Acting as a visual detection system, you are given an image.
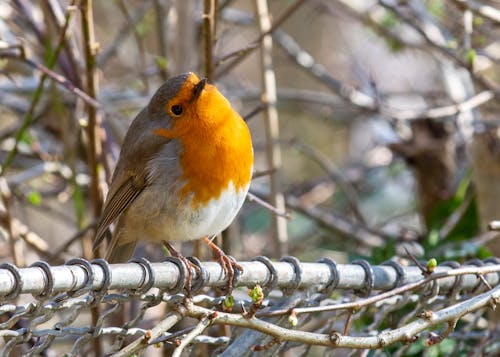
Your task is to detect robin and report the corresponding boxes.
[93,72,253,288]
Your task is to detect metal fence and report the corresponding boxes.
[0,257,499,356]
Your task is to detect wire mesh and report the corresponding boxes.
[0,257,499,356]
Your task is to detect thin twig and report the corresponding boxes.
[404,247,428,274]
[438,187,474,239]
[243,104,265,122]
[252,167,276,179]
[113,311,185,357]
[47,223,96,262]
[172,315,212,357]
[247,191,291,219]
[343,310,354,335]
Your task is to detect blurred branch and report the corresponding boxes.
[10,218,59,264]
[0,54,130,124]
[154,0,170,81]
[203,0,217,80]
[116,0,150,92]
[328,0,424,49]
[44,0,83,87]
[314,0,495,120]
[81,0,102,230]
[96,1,151,67]
[254,0,288,256]
[11,0,46,43]
[0,179,23,266]
[80,3,102,355]
[0,4,76,175]
[215,0,307,77]
[463,5,473,53]
[379,0,500,97]
[273,29,377,111]
[247,191,291,219]
[287,139,366,224]
[450,0,500,25]
[12,0,80,87]
[20,58,101,109]
[383,90,494,120]
[284,193,387,249]
[252,167,276,179]
[232,87,344,108]
[438,186,474,240]
[172,0,197,73]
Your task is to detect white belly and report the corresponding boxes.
[120,182,249,243]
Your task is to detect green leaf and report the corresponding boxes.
[427,0,445,18]
[427,229,439,247]
[473,16,484,26]
[248,284,264,303]
[223,295,235,309]
[426,258,437,272]
[135,11,154,36]
[466,49,476,67]
[380,11,399,28]
[27,190,42,206]
[155,56,168,71]
[20,131,33,145]
[72,178,85,227]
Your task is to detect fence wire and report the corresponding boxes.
[0,257,499,356]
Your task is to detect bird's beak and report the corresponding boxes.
[192,78,207,102]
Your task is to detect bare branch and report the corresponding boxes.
[172,314,212,357]
[254,0,288,256]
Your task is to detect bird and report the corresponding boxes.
[93,72,253,287]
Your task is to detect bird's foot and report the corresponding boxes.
[162,240,201,295]
[202,236,243,294]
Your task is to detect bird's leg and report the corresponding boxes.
[202,236,243,294]
[162,240,200,294]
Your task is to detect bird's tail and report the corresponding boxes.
[105,230,137,264]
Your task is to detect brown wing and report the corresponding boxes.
[93,175,146,250]
[93,104,174,250]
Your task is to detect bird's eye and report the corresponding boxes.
[171,104,183,116]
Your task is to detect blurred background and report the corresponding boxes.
[1,0,499,267]
[1,0,500,355]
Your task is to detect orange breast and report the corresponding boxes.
[155,73,253,208]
